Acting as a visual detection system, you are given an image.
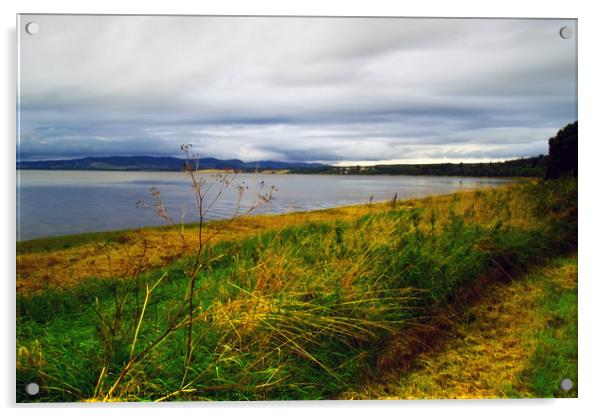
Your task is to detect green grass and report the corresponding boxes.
[342,253,577,399]
[513,256,578,398]
[16,179,577,402]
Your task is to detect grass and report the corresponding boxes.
[17,229,135,255]
[343,255,577,399]
[16,203,387,293]
[513,257,578,398]
[16,178,577,402]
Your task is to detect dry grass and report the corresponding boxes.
[16,179,577,401]
[342,255,577,399]
[16,204,380,294]
[17,185,523,294]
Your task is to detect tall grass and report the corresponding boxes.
[16,178,577,401]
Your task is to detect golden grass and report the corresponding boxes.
[17,179,577,401]
[16,204,372,294]
[16,184,517,294]
[341,255,577,399]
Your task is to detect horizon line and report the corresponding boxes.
[16,153,547,167]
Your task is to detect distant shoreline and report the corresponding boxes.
[16,168,528,186]
[16,154,547,177]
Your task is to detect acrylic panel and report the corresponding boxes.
[16,14,578,402]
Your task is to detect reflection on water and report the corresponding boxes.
[17,170,510,240]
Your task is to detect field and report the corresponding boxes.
[16,178,577,402]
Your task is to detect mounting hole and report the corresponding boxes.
[25,22,40,35]
[559,26,573,40]
[25,382,40,396]
[560,378,573,391]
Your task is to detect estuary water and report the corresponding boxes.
[17,170,510,241]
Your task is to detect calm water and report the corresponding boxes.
[17,170,510,241]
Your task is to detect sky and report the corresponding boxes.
[18,15,577,165]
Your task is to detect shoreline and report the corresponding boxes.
[17,183,519,294]
[17,181,515,248]
[17,168,532,180]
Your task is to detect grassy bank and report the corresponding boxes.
[343,255,577,399]
[17,202,401,293]
[16,179,577,402]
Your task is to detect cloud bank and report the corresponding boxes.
[18,15,577,164]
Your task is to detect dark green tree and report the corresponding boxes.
[545,121,578,179]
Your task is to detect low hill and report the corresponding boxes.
[16,155,548,177]
[16,156,326,172]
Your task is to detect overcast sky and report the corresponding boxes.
[18,15,577,164]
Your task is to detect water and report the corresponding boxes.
[17,170,510,241]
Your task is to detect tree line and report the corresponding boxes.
[291,121,577,179]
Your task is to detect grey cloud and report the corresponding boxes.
[18,15,577,163]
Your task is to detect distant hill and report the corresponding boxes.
[289,155,548,178]
[16,156,327,172]
[17,155,549,178]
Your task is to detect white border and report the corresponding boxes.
[2,1,600,416]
